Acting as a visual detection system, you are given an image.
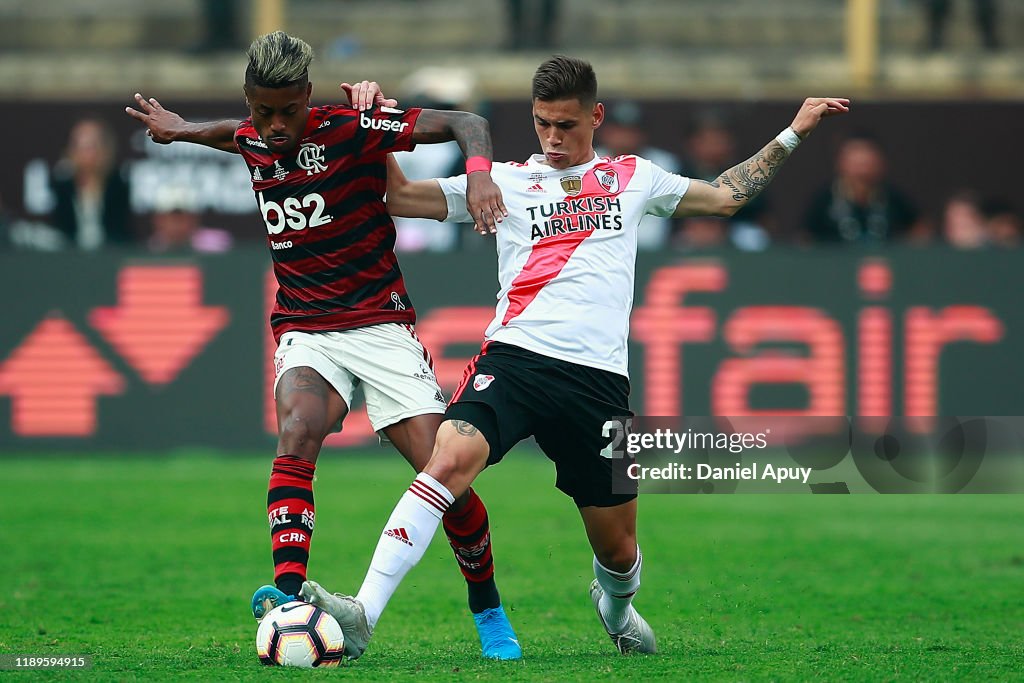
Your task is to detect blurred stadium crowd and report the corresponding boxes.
[0,0,1020,253]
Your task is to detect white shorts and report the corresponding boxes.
[272,323,446,434]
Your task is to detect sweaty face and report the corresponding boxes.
[532,98,603,170]
[245,82,312,154]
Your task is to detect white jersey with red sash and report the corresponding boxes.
[437,153,690,376]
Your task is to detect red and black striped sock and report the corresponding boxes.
[267,454,316,598]
[442,488,500,613]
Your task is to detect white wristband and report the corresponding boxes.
[775,127,803,153]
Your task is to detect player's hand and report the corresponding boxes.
[466,171,508,235]
[789,97,850,138]
[340,81,398,111]
[124,93,187,144]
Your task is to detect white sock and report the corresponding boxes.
[356,472,454,630]
[593,547,642,633]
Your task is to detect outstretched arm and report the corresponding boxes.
[675,97,850,218]
[384,154,449,221]
[124,93,240,154]
[411,109,507,234]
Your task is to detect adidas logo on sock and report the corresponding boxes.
[384,527,413,546]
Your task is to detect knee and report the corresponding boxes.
[423,421,489,494]
[595,539,638,573]
[278,412,328,453]
[423,446,469,487]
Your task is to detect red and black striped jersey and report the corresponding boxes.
[236,104,423,342]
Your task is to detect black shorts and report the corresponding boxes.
[445,342,636,508]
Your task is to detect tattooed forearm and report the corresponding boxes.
[412,110,492,159]
[450,420,480,437]
[718,140,790,204]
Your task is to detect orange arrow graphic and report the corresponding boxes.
[89,266,229,385]
[0,315,125,436]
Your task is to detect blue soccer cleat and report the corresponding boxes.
[473,604,522,660]
[251,584,296,621]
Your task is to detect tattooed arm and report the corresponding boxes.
[412,110,507,234]
[411,109,492,158]
[674,97,850,218]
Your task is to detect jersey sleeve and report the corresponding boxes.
[644,161,691,217]
[360,106,423,155]
[436,174,471,223]
[235,119,268,167]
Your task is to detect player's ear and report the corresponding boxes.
[592,102,605,129]
[305,81,313,103]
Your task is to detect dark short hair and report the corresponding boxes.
[532,55,597,104]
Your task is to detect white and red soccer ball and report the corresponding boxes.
[255,601,345,668]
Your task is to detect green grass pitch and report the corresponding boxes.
[1,452,1022,680]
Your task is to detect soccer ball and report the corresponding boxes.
[255,601,345,667]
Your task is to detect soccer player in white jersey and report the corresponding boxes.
[302,56,849,659]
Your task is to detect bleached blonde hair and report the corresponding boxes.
[245,31,313,88]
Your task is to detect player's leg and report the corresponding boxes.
[580,501,655,654]
[322,326,520,658]
[303,417,491,659]
[385,414,505,616]
[534,359,654,654]
[255,334,354,619]
[304,343,534,659]
[546,455,654,655]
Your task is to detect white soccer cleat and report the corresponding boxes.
[300,580,373,660]
[589,579,657,655]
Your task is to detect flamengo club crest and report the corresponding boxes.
[297,143,328,175]
[560,174,582,196]
[473,374,495,391]
[597,169,619,193]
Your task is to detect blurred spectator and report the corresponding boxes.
[50,119,133,250]
[390,68,478,252]
[941,190,989,249]
[983,197,1023,248]
[923,0,1000,52]
[804,133,926,245]
[505,0,561,51]
[678,113,772,251]
[596,101,682,249]
[148,184,232,254]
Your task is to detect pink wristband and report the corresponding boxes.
[465,156,492,174]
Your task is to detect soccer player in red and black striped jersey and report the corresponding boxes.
[125,31,520,660]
